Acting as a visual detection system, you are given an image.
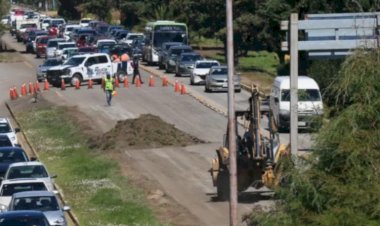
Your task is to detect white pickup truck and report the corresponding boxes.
[46,53,133,87]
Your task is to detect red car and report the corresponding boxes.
[35,36,51,58]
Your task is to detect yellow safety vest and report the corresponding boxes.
[105,78,113,90]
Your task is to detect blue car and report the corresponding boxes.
[0,147,30,178]
[0,210,50,226]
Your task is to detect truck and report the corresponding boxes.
[46,53,133,87]
[14,19,40,42]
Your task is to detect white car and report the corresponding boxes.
[61,47,78,60]
[63,24,80,41]
[0,178,53,210]
[41,18,51,30]
[4,162,56,192]
[55,42,76,57]
[190,60,220,85]
[0,118,19,146]
[45,38,66,58]
[79,18,92,27]
[120,33,144,45]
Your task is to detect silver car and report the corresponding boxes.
[190,60,220,85]
[205,66,241,93]
[36,58,63,82]
[8,191,70,226]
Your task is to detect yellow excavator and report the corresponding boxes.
[209,86,290,200]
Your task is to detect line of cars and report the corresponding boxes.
[0,116,69,225]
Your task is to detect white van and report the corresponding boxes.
[270,76,324,130]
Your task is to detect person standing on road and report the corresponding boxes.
[131,56,143,84]
[103,73,115,106]
[120,52,130,73]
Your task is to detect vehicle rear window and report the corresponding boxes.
[196,62,219,68]
[13,196,60,211]
[0,216,49,226]
[0,123,11,133]
[7,165,49,179]
[0,150,28,163]
[58,44,76,50]
[0,137,12,147]
[1,182,47,196]
[281,89,321,102]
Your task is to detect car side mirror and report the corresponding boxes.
[50,174,57,179]
[63,206,71,211]
[30,156,38,161]
[53,190,59,195]
[15,128,20,133]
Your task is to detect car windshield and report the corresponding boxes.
[0,122,11,133]
[127,35,141,40]
[0,150,28,163]
[211,68,228,75]
[64,57,85,66]
[1,182,47,196]
[98,26,109,33]
[196,62,219,69]
[7,165,49,179]
[81,19,91,23]
[281,89,321,101]
[0,216,49,226]
[58,44,75,50]
[66,27,75,31]
[153,32,185,47]
[0,137,12,147]
[171,48,191,56]
[47,41,60,48]
[43,59,61,66]
[13,196,60,211]
[38,38,49,44]
[181,55,201,62]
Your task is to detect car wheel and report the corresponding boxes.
[205,85,209,93]
[190,79,194,85]
[71,74,82,87]
[116,70,126,82]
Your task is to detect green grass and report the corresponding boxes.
[17,107,161,226]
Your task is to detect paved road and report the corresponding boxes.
[1,32,313,225]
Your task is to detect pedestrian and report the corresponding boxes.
[132,56,143,84]
[120,52,130,72]
[103,73,115,106]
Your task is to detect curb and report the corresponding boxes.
[5,101,81,226]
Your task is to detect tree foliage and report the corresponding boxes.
[246,49,380,226]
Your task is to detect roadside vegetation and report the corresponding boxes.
[17,106,161,226]
[246,49,380,226]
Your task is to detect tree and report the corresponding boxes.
[57,0,82,20]
[80,0,112,21]
[246,49,380,226]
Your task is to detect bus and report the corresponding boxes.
[143,20,188,65]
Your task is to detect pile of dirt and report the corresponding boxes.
[88,114,205,150]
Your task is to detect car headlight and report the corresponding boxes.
[10,136,16,141]
[0,204,7,212]
[63,68,71,75]
[53,216,66,225]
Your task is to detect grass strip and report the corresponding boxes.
[16,106,161,226]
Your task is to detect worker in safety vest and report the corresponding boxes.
[120,52,130,72]
[103,73,115,106]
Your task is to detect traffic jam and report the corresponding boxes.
[0,5,326,225]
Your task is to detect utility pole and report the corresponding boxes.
[226,0,237,226]
[290,13,298,155]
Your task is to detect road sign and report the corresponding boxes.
[281,12,380,58]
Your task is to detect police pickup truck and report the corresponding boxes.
[46,53,133,87]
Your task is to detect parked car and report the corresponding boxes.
[158,42,183,69]
[0,147,30,178]
[190,60,220,85]
[0,210,50,226]
[36,58,63,81]
[62,24,80,41]
[175,52,203,77]
[8,191,70,226]
[4,162,57,196]
[61,48,79,60]
[0,118,20,146]
[25,30,48,53]
[54,42,76,57]
[204,66,241,93]
[164,45,193,73]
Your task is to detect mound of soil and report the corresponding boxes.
[88,114,205,150]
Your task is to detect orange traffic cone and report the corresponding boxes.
[174,80,180,92]
[180,83,187,95]
[162,76,168,87]
[21,83,27,96]
[124,77,129,88]
[149,75,154,87]
[35,81,40,92]
[135,77,141,88]
[112,90,118,97]
[88,79,93,89]
[115,77,120,88]
[75,79,80,89]
[28,82,34,95]
[43,79,49,91]
[13,86,18,98]
[61,79,66,90]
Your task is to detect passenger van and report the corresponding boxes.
[270,76,323,131]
